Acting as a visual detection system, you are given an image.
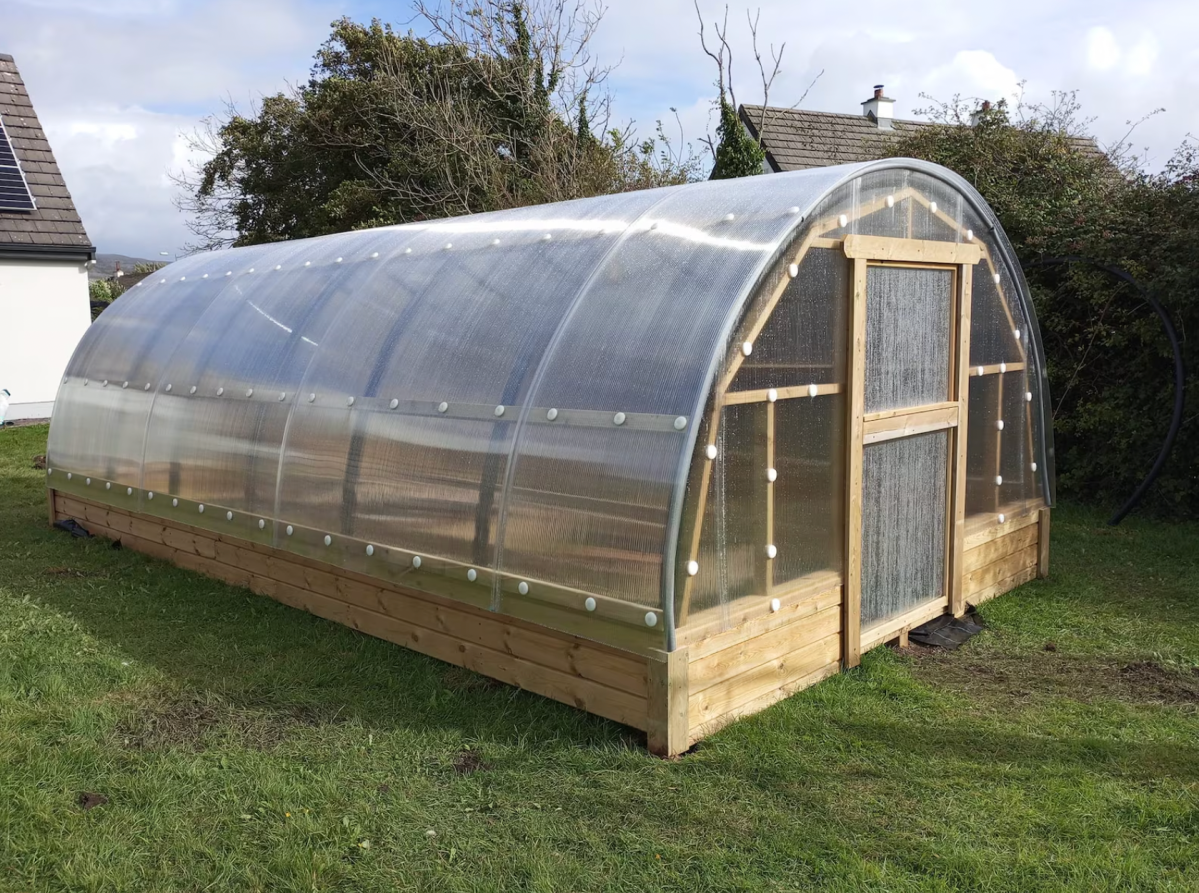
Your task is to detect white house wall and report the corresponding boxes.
[0,258,91,420]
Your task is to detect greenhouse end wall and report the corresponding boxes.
[47,160,1054,750]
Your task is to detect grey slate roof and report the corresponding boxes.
[740,104,1105,172]
[0,52,93,259]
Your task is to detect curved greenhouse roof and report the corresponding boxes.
[47,159,1054,655]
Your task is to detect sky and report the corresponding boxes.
[4,0,1197,259]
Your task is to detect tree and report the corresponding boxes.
[176,2,698,249]
[888,93,1198,517]
[694,3,820,180]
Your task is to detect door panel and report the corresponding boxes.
[864,266,953,413]
[861,430,949,626]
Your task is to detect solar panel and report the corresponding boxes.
[0,118,35,212]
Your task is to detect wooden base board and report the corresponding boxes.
[49,491,1049,757]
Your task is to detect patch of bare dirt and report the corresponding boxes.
[114,693,345,752]
[78,792,108,810]
[452,749,491,775]
[911,650,1199,710]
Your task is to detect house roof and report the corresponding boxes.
[0,52,93,260]
[740,104,1105,173]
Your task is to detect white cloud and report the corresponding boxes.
[1085,26,1122,71]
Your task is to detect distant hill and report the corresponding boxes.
[89,253,163,281]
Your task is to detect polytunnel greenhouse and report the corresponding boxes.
[46,159,1054,754]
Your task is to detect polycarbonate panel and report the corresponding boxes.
[684,402,768,615]
[730,246,848,392]
[864,266,953,413]
[47,250,273,486]
[773,395,844,586]
[999,371,1039,506]
[142,236,383,515]
[966,374,1001,517]
[278,192,666,574]
[501,168,850,614]
[861,431,948,628]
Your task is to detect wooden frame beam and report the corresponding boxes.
[843,234,982,266]
[843,257,867,668]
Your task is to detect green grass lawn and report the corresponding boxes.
[2,424,1197,892]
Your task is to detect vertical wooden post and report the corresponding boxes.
[47,487,57,526]
[766,401,776,597]
[1038,507,1051,578]
[949,264,974,616]
[994,373,1005,515]
[647,647,690,757]
[843,257,867,669]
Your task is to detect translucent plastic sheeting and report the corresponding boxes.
[860,430,949,628]
[864,265,953,413]
[48,158,1055,653]
[773,396,844,587]
[729,246,848,393]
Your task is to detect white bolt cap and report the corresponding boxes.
[198,504,205,513]
[585,597,597,612]
[217,387,224,396]
[998,513,1006,523]
[767,467,778,483]
[966,229,974,242]
[674,416,687,430]
[809,383,819,398]
[366,544,374,556]
[770,598,781,613]
[258,519,266,529]
[993,273,1001,285]
[494,405,505,417]
[286,525,294,535]
[467,568,477,582]
[189,385,196,394]
[997,420,1005,430]
[995,476,1003,486]
[976,366,985,376]
[885,195,895,208]
[127,487,134,496]
[546,408,558,421]
[1000,362,1007,374]
[165,384,172,392]
[412,555,422,568]
[1014,329,1022,340]
[1025,391,1033,402]
[444,242,453,250]
[86,478,91,486]
[929,201,938,214]
[741,341,753,357]
[172,498,178,507]
[106,482,111,490]
[518,581,529,595]
[787,263,799,278]
[347,396,355,407]
[787,205,800,214]
[308,393,316,402]
[1031,462,1038,472]
[324,535,332,546]
[644,612,658,627]
[246,388,254,397]
[766,544,777,559]
[768,388,778,403]
[226,511,234,521]
[613,412,626,426]
[838,214,848,227]
[371,252,379,258]
[705,444,718,460]
[390,398,400,409]
[278,392,287,402]
[66,472,72,480]
[686,560,699,577]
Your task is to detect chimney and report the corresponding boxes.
[861,84,895,130]
[970,100,992,127]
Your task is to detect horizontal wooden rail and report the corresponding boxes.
[722,383,842,406]
[843,234,982,265]
[862,403,959,444]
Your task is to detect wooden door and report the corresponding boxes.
[842,236,978,666]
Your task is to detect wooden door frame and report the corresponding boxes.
[842,235,980,667]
